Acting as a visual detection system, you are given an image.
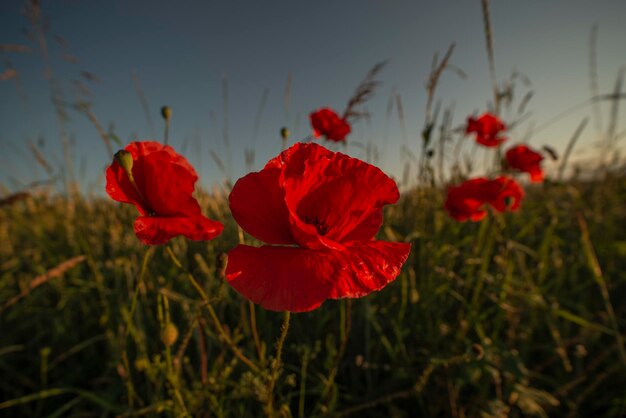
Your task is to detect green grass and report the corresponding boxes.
[1,172,625,417]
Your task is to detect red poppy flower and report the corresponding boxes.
[309,107,351,142]
[488,176,524,213]
[505,144,545,182]
[105,141,223,245]
[444,176,524,222]
[227,142,411,312]
[466,113,507,147]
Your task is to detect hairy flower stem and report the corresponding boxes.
[319,300,352,407]
[120,247,154,408]
[165,246,260,373]
[125,246,155,337]
[249,301,265,365]
[265,311,291,417]
[164,118,170,145]
[159,294,189,416]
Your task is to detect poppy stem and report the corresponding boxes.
[248,301,265,365]
[125,246,155,337]
[265,311,291,417]
[165,246,260,373]
[322,300,352,400]
[120,246,154,408]
[164,118,170,145]
[159,294,189,415]
[312,300,352,415]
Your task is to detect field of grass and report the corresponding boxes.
[1,169,625,417]
[2,1,626,417]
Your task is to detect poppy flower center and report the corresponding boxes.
[304,215,330,236]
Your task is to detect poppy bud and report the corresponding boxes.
[280,127,290,140]
[161,105,172,121]
[114,150,135,180]
[161,322,179,346]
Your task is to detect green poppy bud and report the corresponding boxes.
[161,105,172,121]
[280,127,290,140]
[114,150,135,180]
[161,322,179,347]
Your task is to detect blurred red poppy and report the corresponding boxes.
[309,108,351,142]
[466,113,507,147]
[488,176,524,213]
[227,142,411,312]
[106,141,223,245]
[505,144,544,182]
[445,176,524,222]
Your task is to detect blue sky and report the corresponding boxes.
[1,0,625,192]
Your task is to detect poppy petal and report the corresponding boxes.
[126,141,198,181]
[467,113,507,147]
[489,177,524,212]
[226,240,411,312]
[338,208,383,243]
[105,162,149,215]
[529,169,544,182]
[505,144,544,182]
[134,214,223,245]
[325,240,411,299]
[226,245,333,312]
[444,178,491,222]
[106,144,200,217]
[133,150,200,216]
[278,143,398,247]
[229,167,296,245]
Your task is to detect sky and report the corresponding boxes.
[1,0,625,192]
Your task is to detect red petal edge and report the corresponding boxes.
[229,167,296,245]
[134,214,223,245]
[226,241,411,312]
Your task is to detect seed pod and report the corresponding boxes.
[114,150,134,177]
[161,105,172,121]
[161,322,179,346]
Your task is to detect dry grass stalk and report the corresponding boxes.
[577,213,626,371]
[0,68,17,81]
[0,192,30,207]
[480,0,499,111]
[425,43,456,125]
[0,44,32,53]
[284,72,292,120]
[131,70,155,138]
[27,141,53,174]
[251,87,270,154]
[76,103,113,158]
[343,61,387,121]
[558,118,588,181]
[589,24,604,135]
[1,255,86,312]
